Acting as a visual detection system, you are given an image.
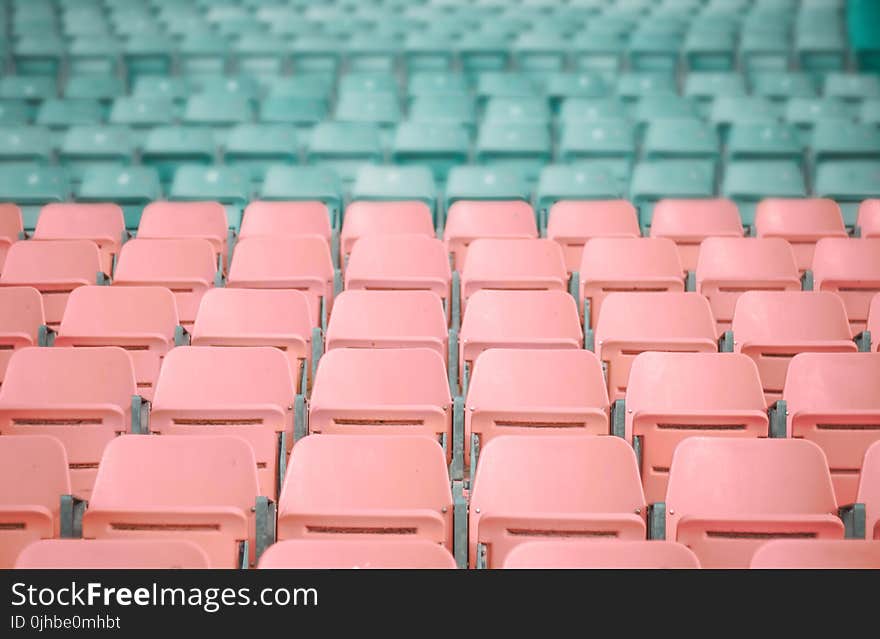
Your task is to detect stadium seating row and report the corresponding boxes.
[3,430,880,569]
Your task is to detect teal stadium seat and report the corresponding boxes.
[35,99,103,130]
[0,165,70,230]
[630,159,716,228]
[814,161,880,227]
[260,165,342,229]
[391,122,469,183]
[75,166,161,230]
[59,125,134,183]
[0,126,53,165]
[141,126,216,185]
[306,122,383,183]
[723,160,808,229]
[224,124,299,184]
[169,165,250,230]
[535,164,621,231]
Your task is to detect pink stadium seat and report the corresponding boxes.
[624,352,768,503]
[277,435,454,551]
[783,353,880,505]
[241,201,332,245]
[0,347,138,500]
[695,237,801,333]
[870,294,880,351]
[460,239,567,312]
[55,286,180,401]
[0,240,103,328]
[191,288,315,393]
[113,238,217,329]
[458,290,582,389]
[812,238,880,334]
[858,441,880,539]
[150,346,297,499]
[0,204,22,275]
[469,435,646,568]
[578,237,684,328]
[325,290,448,365]
[227,236,336,328]
[340,201,434,268]
[502,540,700,569]
[857,199,880,238]
[14,539,212,569]
[465,349,609,478]
[754,199,847,274]
[594,292,718,401]
[0,435,70,568]
[750,539,880,569]
[308,348,453,458]
[345,235,452,318]
[444,201,538,271]
[649,199,743,274]
[258,539,456,569]
[546,200,641,274]
[0,287,44,389]
[137,201,229,271]
[82,435,263,568]
[732,291,858,405]
[663,438,844,568]
[33,204,125,276]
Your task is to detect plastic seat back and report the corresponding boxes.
[595,292,718,401]
[240,201,332,246]
[546,200,641,274]
[579,237,684,328]
[750,539,880,569]
[665,438,844,568]
[33,204,125,275]
[113,238,217,329]
[465,349,609,471]
[137,201,229,270]
[0,435,70,568]
[859,441,880,539]
[0,240,102,327]
[0,204,22,274]
[696,237,801,333]
[151,346,296,499]
[258,539,455,569]
[278,435,453,549]
[0,287,44,388]
[461,238,566,310]
[14,539,212,569]
[228,236,335,327]
[309,348,452,457]
[345,235,452,311]
[459,290,582,388]
[82,435,260,568]
[813,238,880,333]
[326,290,448,364]
[858,199,880,238]
[192,288,313,392]
[0,347,136,499]
[502,540,700,569]
[785,353,880,505]
[755,199,848,273]
[733,292,857,404]
[649,199,743,273]
[340,201,434,268]
[626,352,769,502]
[55,286,179,401]
[443,201,538,271]
[470,435,646,568]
